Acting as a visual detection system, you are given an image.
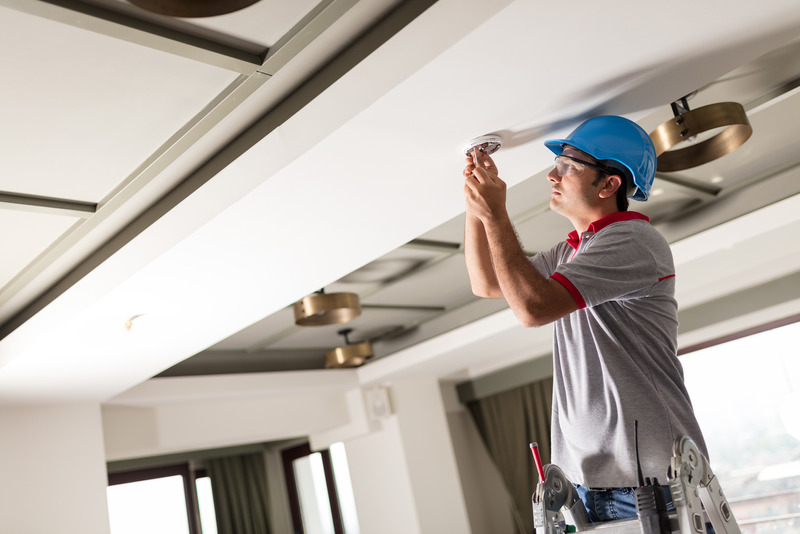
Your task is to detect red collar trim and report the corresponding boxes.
[566,211,650,250]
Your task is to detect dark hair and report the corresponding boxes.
[591,167,629,212]
[609,165,631,212]
[615,177,630,212]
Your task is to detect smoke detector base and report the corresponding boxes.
[462,134,502,156]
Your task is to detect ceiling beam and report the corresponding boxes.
[0,0,440,338]
[260,0,360,75]
[745,74,800,114]
[3,0,378,76]
[0,0,410,321]
[157,349,329,376]
[677,271,800,342]
[0,192,96,218]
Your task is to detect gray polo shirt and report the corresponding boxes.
[531,211,708,488]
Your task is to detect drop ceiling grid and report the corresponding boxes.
[0,6,239,202]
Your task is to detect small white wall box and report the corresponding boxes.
[364,386,393,421]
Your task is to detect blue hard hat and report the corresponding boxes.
[544,116,656,201]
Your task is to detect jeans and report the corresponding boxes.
[573,484,715,533]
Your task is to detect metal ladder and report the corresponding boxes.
[532,436,741,534]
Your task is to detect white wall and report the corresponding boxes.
[443,384,516,534]
[337,378,478,534]
[102,374,500,534]
[344,416,421,533]
[391,377,472,534]
[0,404,110,534]
[103,383,354,460]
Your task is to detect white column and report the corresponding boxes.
[441,382,516,534]
[0,403,111,534]
[345,377,472,534]
[345,416,422,534]
[392,376,472,534]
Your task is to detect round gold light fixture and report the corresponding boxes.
[293,291,361,327]
[650,99,752,172]
[127,0,262,18]
[325,329,374,369]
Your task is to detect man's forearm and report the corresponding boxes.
[482,213,574,327]
[464,213,503,298]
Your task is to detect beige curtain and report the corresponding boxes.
[467,377,553,534]
[207,452,271,534]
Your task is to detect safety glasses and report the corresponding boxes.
[553,155,610,178]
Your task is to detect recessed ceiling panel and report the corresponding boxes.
[362,255,472,309]
[0,7,237,202]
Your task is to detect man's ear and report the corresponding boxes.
[598,174,623,199]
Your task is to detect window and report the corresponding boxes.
[681,318,800,532]
[195,473,218,534]
[282,442,360,534]
[107,464,217,534]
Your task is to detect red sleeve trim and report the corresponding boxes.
[658,274,676,282]
[551,272,586,310]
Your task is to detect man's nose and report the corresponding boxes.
[547,167,561,183]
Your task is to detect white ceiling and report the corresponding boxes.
[1,0,800,405]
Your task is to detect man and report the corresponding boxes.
[463,116,709,523]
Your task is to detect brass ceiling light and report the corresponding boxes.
[325,329,374,369]
[293,289,361,327]
[650,95,752,172]
[127,0,262,18]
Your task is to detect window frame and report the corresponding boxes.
[281,442,345,534]
[678,312,800,355]
[678,313,800,530]
[107,463,203,534]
